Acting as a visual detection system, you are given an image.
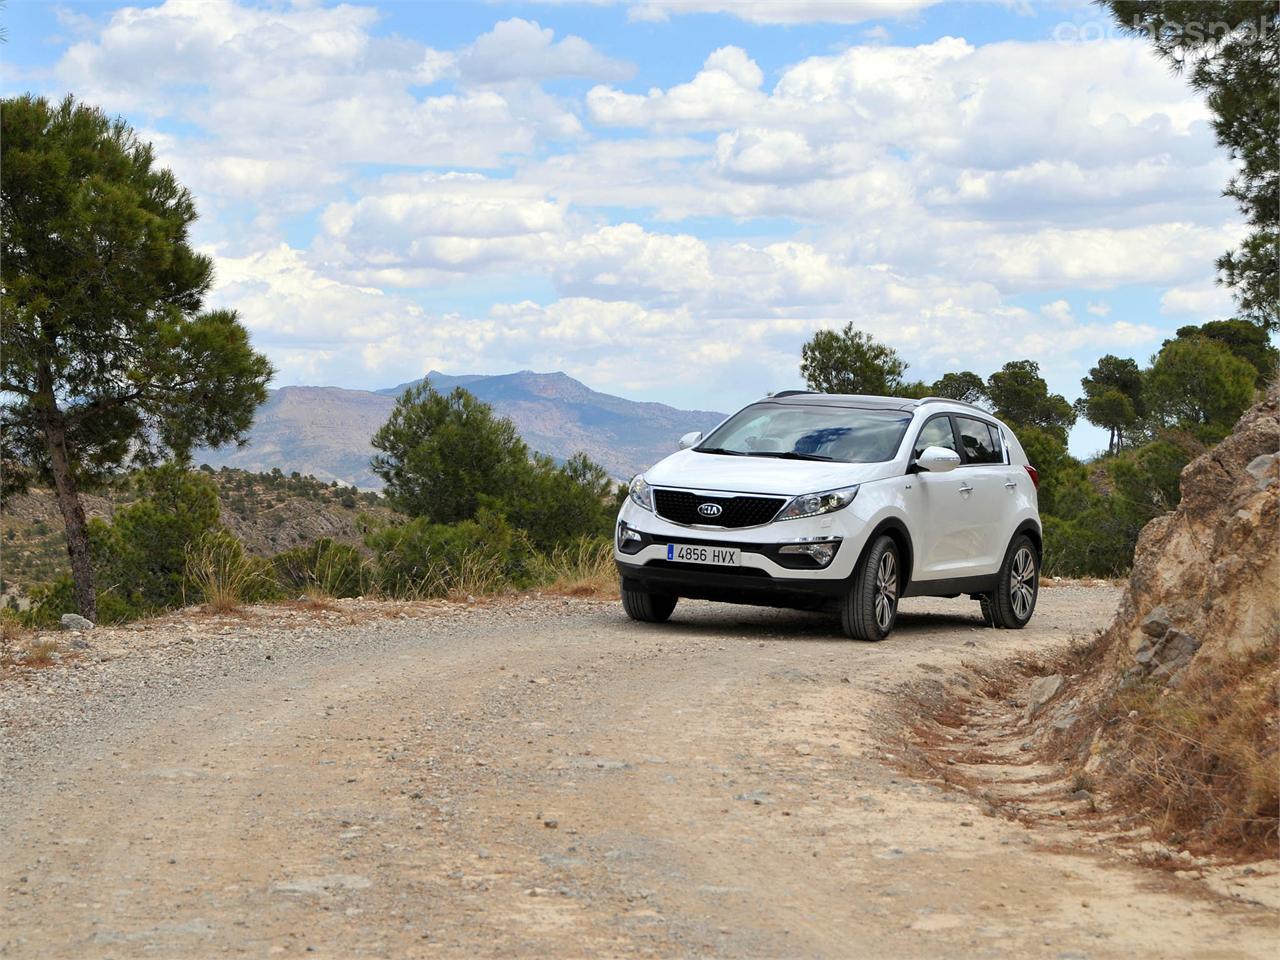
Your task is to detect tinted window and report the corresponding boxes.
[699,403,912,463]
[913,417,956,459]
[955,416,1002,464]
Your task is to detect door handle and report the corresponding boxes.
[958,483,974,494]
[1004,480,1018,490]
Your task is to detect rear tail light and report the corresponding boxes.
[1024,465,1040,489]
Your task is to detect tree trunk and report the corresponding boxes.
[41,406,97,622]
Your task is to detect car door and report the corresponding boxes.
[908,414,975,578]
[952,415,1008,570]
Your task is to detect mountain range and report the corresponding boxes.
[197,371,727,488]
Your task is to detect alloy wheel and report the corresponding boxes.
[1009,546,1036,620]
[874,550,898,632]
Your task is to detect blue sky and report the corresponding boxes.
[3,0,1244,456]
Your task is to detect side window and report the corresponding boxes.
[955,416,1002,464]
[913,416,956,459]
[988,424,1006,463]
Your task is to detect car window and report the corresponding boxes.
[955,416,1002,464]
[698,404,912,463]
[912,416,956,459]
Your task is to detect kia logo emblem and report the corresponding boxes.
[697,502,723,518]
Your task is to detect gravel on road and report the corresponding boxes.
[2,587,1275,958]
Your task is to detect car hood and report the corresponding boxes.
[643,449,897,495]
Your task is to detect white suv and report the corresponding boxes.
[614,392,1042,641]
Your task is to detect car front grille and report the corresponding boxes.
[652,489,786,528]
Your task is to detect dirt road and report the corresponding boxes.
[2,588,1274,958]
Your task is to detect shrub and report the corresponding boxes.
[365,508,534,599]
[91,464,222,615]
[184,530,278,612]
[532,536,617,597]
[272,538,370,599]
[1106,642,1279,857]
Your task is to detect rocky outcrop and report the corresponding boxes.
[1105,383,1279,681]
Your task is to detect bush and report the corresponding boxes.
[366,508,534,599]
[272,538,370,599]
[531,536,617,597]
[89,464,223,616]
[502,453,616,551]
[1107,643,1279,857]
[184,530,278,612]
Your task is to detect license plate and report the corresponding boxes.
[667,543,741,566]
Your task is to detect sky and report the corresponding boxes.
[2,0,1244,456]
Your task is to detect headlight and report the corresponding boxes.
[628,474,654,511]
[775,484,859,521]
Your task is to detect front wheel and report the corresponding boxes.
[621,586,677,623]
[841,535,899,641]
[984,534,1039,629]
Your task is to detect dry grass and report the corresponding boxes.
[1105,641,1279,857]
[533,538,618,598]
[16,636,60,667]
[185,532,274,614]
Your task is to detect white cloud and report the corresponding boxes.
[314,173,568,285]
[1087,301,1111,317]
[207,243,436,383]
[54,0,581,217]
[1160,279,1236,319]
[627,1,940,25]
[458,18,633,83]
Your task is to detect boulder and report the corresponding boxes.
[1027,674,1064,716]
[59,613,94,631]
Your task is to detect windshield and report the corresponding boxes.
[697,403,911,463]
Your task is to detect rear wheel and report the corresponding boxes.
[984,534,1039,629]
[841,535,899,641]
[621,586,677,623]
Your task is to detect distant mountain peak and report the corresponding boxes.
[201,369,727,486]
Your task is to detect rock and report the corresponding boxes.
[270,874,370,896]
[1139,606,1170,639]
[1026,674,1063,716]
[1052,714,1079,733]
[1070,789,1092,802]
[69,637,91,650]
[1245,452,1277,489]
[59,614,94,631]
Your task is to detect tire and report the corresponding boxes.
[621,586,677,623]
[985,534,1039,629]
[841,535,900,641]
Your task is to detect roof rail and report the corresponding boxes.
[768,389,817,398]
[916,396,992,413]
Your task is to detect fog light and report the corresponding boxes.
[778,540,839,566]
[617,523,642,551]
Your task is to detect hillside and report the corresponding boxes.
[1,469,399,600]
[197,370,726,486]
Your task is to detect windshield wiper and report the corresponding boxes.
[749,451,836,461]
[695,447,747,456]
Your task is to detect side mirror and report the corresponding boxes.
[678,431,703,450]
[915,445,962,473]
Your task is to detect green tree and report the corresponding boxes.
[1,95,272,620]
[504,452,615,552]
[800,324,909,395]
[985,360,1077,444]
[1144,335,1256,428]
[1174,319,1279,386]
[1077,355,1144,454]
[929,371,988,405]
[371,383,529,524]
[1105,2,1279,330]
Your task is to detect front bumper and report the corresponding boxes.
[613,498,869,609]
[616,555,847,610]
